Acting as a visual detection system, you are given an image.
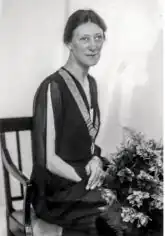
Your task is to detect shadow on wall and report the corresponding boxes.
[100,76,123,153]
[100,30,163,154]
[130,30,163,140]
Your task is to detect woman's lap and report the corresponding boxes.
[33,172,123,235]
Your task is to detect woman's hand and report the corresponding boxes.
[85,156,106,190]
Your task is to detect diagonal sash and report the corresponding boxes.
[59,68,99,154]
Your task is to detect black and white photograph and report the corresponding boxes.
[0,1,163,236]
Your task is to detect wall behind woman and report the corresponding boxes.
[68,0,163,154]
[0,0,67,117]
[0,0,67,205]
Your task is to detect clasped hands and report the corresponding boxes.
[85,156,107,190]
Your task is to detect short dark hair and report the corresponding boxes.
[63,9,107,44]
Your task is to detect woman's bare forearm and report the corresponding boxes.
[47,154,82,182]
[46,84,81,182]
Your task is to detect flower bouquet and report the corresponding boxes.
[106,127,163,236]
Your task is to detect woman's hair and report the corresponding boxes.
[63,9,107,44]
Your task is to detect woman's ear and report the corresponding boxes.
[67,42,72,51]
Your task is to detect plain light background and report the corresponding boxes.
[0,0,163,205]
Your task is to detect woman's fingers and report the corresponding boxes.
[88,166,101,189]
[85,157,106,190]
[90,178,101,189]
[86,166,105,190]
[97,173,105,187]
[91,170,106,189]
[85,163,91,176]
[86,166,98,189]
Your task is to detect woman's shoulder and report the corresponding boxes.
[33,69,64,102]
[42,69,63,85]
[36,68,66,92]
[33,69,63,111]
[88,73,98,84]
[88,74,98,91]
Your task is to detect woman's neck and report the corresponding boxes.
[64,55,89,84]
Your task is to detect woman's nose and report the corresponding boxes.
[88,38,97,51]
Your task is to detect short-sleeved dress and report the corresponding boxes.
[30,67,123,236]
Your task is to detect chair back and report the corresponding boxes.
[0,117,33,214]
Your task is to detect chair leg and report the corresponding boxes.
[6,215,13,236]
[7,228,14,236]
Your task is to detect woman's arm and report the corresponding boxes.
[46,83,81,182]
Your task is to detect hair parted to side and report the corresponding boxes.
[63,9,107,44]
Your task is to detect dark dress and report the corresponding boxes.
[30,68,123,236]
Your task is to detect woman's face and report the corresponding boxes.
[68,22,105,68]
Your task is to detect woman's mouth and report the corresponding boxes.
[86,53,99,58]
[86,53,97,56]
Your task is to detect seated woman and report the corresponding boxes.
[31,9,124,236]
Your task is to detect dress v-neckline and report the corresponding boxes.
[61,67,93,112]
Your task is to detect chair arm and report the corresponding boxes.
[1,147,34,235]
[1,146,29,186]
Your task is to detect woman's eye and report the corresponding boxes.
[80,37,89,41]
[95,35,103,41]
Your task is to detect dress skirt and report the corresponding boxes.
[31,164,124,236]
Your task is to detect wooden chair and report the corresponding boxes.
[0,117,62,236]
[0,117,33,236]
